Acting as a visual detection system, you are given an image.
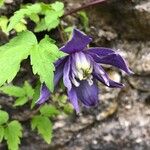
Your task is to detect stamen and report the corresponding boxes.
[71,73,80,87]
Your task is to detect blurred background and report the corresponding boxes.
[0,0,150,149]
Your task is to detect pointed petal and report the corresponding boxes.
[60,29,92,54]
[68,88,80,113]
[87,48,133,74]
[93,62,110,86]
[98,53,133,74]
[36,84,51,104]
[76,80,99,107]
[93,73,124,88]
[63,57,72,91]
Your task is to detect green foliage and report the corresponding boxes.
[0,16,8,34]
[0,110,9,125]
[0,30,37,87]
[4,121,23,150]
[30,35,62,91]
[0,81,34,107]
[7,1,64,32]
[0,30,64,92]
[0,110,23,150]
[31,104,60,144]
[31,82,40,109]
[0,16,27,34]
[0,85,26,97]
[23,81,34,98]
[0,126,4,142]
[31,115,53,144]
[0,0,4,7]
[35,2,64,32]
[40,104,60,117]
[78,11,89,32]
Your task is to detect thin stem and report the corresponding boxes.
[64,0,106,17]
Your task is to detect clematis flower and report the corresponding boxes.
[37,29,132,113]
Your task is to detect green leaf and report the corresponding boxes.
[0,16,9,34]
[34,2,64,32]
[13,96,28,107]
[4,121,22,150]
[31,82,40,109]
[14,21,27,32]
[40,104,60,117]
[78,11,89,32]
[0,126,4,142]
[31,115,52,144]
[0,0,4,7]
[0,86,26,97]
[30,35,61,91]
[0,110,9,125]
[0,30,37,87]
[23,81,34,98]
[7,3,42,32]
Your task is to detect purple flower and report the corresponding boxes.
[37,29,132,113]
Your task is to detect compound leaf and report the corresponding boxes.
[31,115,52,144]
[4,121,22,150]
[0,30,37,87]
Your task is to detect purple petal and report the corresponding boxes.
[60,28,92,54]
[93,73,124,88]
[54,56,67,68]
[93,61,110,86]
[87,47,115,56]
[63,56,72,91]
[54,56,68,86]
[87,48,133,74]
[68,88,80,113]
[75,80,99,107]
[36,84,51,104]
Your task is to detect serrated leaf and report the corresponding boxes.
[31,115,52,144]
[13,96,28,107]
[0,126,4,142]
[40,104,60,117]
[0,110,9,125]
[0,31,37,87]
[4,121,22,150]
[7,3,42,31]
[23,81,34,98]
[0,86,26,97]
[30,35,62,92]
[34,1,64,32]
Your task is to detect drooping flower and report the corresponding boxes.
[37,29,132,113]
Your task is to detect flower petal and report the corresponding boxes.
[68,88,80,113]
[87,47,115,56]
[75,80,99,107]
[93,61,110,86]
[60,28,92,54]
[36,84,51,104]
[54,56,68,86]
[87,48,133,74]
[63,56,72,91]
[93,73,124,88]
